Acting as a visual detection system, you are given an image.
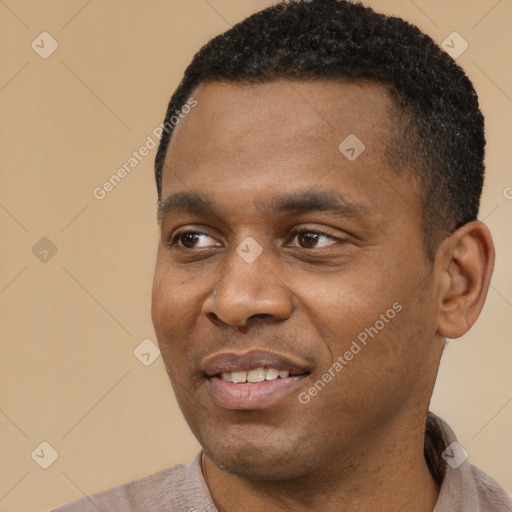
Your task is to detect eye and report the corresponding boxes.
[289,229,339,249]
[168,230,220,249]
[167,228,343,251]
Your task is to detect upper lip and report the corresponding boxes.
[202,349,311,377]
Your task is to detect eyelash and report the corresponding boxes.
[167,228,341,250]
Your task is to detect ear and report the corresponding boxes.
[435,221,495,339]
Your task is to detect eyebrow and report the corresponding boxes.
[157,190,370,224]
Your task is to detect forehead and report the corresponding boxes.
[160,79,417,224]
[166,79,394,170]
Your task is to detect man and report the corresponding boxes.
[53,0,511,510]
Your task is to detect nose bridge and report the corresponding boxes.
[203,241,292,326]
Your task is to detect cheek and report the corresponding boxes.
[151,260,175,339]
[151,259,200,358]
[286,257,402,340]
[292,251,435,379]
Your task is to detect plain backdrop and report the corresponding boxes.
[0,1,510,510]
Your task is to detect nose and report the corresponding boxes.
[202,248,293,327]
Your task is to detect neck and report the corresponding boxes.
[202,411,440,512]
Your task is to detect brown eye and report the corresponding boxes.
[298,232,322,248]
[181,232,201,248]
[290,229,338,249]
[168,231,219,249]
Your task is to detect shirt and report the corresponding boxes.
[51,412,512,512]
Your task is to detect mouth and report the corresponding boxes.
[202,350,311,410]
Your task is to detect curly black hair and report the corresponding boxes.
[154,0,485,260]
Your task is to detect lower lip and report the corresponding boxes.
[206,375,308,410]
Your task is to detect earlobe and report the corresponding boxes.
[436,221,495,339]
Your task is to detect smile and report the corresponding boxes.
[202,350,311,410]
[207,373,308,410]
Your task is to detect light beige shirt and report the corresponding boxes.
[52,412,511,511]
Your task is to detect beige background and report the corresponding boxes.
[0,1,511,510]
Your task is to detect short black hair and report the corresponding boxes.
[154,0,485,260]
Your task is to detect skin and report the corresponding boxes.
[151,80,495,512]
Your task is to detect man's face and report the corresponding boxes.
[152,80,444,480]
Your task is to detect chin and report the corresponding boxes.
[200,429,318,481]
[207,449,305,481]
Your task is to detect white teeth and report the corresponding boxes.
[231,371,248,383]
[247,368,266,383]
[218,368,293,383]
[265,368,279,381]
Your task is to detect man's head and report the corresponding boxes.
[155,0,486,260]
[151,0,494,484]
